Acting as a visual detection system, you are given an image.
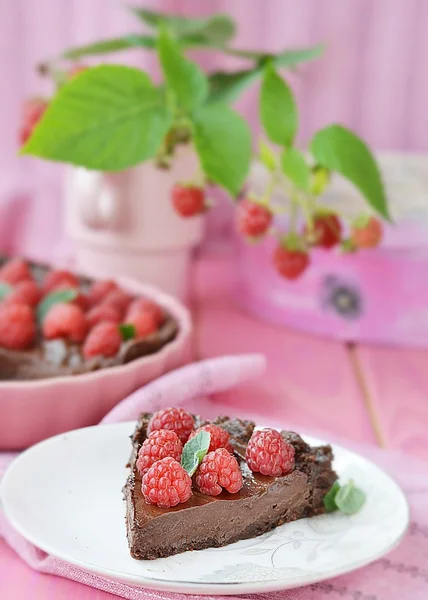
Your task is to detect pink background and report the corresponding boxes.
[1,0,428,258]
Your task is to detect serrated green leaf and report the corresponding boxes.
[208,68,261,104]
[37,288,78,323]
[323,480,341,513]
[259,141,278,172]
[281,148,310,191]
[22,65,172,171]
[0,282,13,300]
[181,430,211,476]
[158,28,208,112]
[62,35,156,60]
[260,66,297,147]
[334,480,366,515]
[119,323,136,341]
[273,44,325,68]
[192,104,251,197]
[311,125,389,219]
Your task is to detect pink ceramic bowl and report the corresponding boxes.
[0,276,192,450]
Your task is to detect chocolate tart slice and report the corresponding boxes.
[124,414,337,560]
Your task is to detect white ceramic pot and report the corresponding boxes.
[64,146,204,299]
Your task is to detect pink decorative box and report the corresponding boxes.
[234,153,428,348]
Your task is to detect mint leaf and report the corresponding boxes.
[323,481,341,513]
[208,68,261,104]
[335,480,366,515]
[158,28,208,112]
[22,65,172,171]
[37,288,78,323]
[0,282,13,301]
[62,35,156,60]
[273,44,325,68]
[181,430,211,476]
[281,148,310,191]
[193,104,251,197]
[119,323,136,341]
[259,141,278,172]
[260,66,297,147]
[311,125,389,219]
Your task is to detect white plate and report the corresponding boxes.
[0,422,409,595]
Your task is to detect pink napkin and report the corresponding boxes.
[1,353,427,600]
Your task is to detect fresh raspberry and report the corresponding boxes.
[189,424,234,453]
[125,311,158,339]
[351,216,383,249]
[86,304,121,328]
[237,199,273,239]
[3,280,41,307]
[273,245,310,280]
[196,448,243,496]
[82,321,122,359]
[72,291,90,313]
[126,298,164,326]
[43,270,79,295]
[0,258,32,285]
[136,430,183,476]
[100,288,131,317]
[306,213,342,249]
[43,303,88,343]
[0,304,36,350]
[147,407,194,444]
[19,97,48,145]
[246,428,295,477]
[87,280,118,306]
[172,184,205,217]
[142,457,192,508]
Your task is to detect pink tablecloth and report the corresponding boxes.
[0,355,427,599]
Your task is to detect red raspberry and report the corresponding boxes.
[189,424,233,453]
[172,184,205,217]
[86,304,121,328]
[82,321,122,359]
[273,245,309,280]
[306,213,342,249]
[196,448,243,496]
[87,280,118,306]
[4,280,41,307]
[43,270,79,294]
[237,199,273,239]
[125,311,158,338]
[351,216,383,249]
[0,304,36,350]
[0,258,32,285]
[43,303,88,343]
[246,428,295,477]
[136,430,183,476]
[126,298,164,326]
[142,457,192,508]
[147,407,194,444]
[19,97,48,145]
[101,288,131,317]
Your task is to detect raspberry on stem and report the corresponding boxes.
[273,242,309,280]
[142,457,192,508]
[237,199,273,239]
[196,448,243,496]
[246,428,295,477]
[351,216,383,249]
[147,407,194,444]
[306,213,342,249]
[172,184,205,217]
[136,430,183,475]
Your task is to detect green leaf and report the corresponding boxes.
[259,141,278,172]
[181,430,211,476]
[192,104,251,196]
[310,165,330,196]
[281,148,310,191]
[334,480,366,515]
[119,323,136,341]
[62,35,156,60]
[0,282,13,300]
[311,125,389,219]
[273,44,325,68]
[323,481,341,513]
[22,65,172,171]
[37,288,78,323]
[260,66,298,146]
[208,68,261,104]
[158,28,208,112]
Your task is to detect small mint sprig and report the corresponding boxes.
[324,479,366,515]
[181,430,211,476]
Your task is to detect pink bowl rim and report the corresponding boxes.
[0,275,191,390]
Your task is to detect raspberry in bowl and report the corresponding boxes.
[0,256,191,450]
